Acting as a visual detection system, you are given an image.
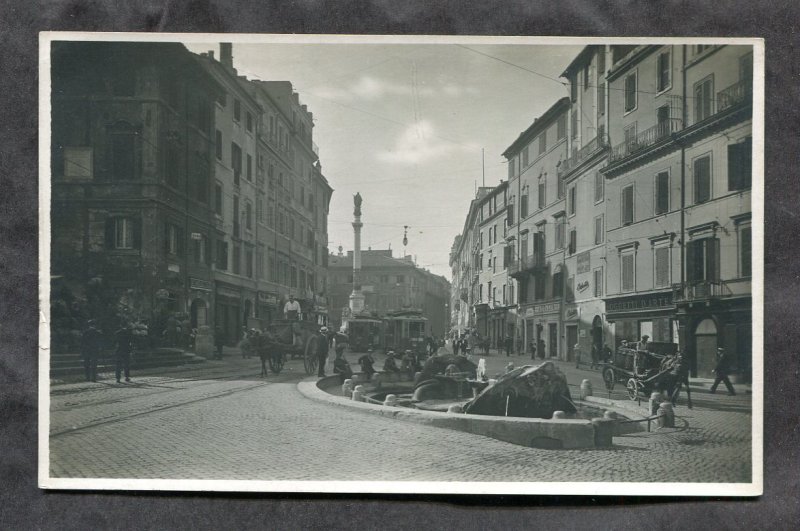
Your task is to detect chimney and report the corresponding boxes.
[220,43,233,68]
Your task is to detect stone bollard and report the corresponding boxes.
[649,391,663,416]
[592,418,615,447]
[580,379,593,399]
[552,411,567,419]
[342,379,354,398]
[447,404,464,414]
[383,394,397,407]
[352,385,365,402]
[657,402,675,428]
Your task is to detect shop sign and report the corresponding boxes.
[216,286,241,299]
[606,293,673,314]
[524,308,535,318]
[258,292,279,305]
[577,280,590,292]
[565,306,580,320]
[190,278,212,291]
[533,302,559,315]
[577,251,591,274]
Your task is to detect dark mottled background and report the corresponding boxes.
[1,1,797,528]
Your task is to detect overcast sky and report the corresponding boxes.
[186,40,582,279]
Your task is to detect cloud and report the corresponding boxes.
[376,120,479,165]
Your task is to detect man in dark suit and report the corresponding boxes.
[316,327,330,378]
[115,323,134,383]
[81,320,103,382]
[710,347,736,395]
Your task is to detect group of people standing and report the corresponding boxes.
[79,320,135,383]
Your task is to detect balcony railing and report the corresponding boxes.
[508,253,546,277]
[673,280,735,302]
[558,135,609,176]
[609,118,682,164]
[717,78,752,113]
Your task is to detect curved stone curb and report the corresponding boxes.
[298,377,600,449]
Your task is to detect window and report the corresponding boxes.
[597,83,606,117]
[256,198,263,223]
[502,285,507,305]
[106,217,139,250]
[571,109,578,139]
[624,71,637,113]
[538,178,546,209]
[693,156,711,204]
[740,225,752,277]
[621,250,635,292]
[570,76,577,102]
[568,185,576,216]
[493,223,498,244]
[216,240,228,270]
[246,154,252,181]
[194,234,208,265]
[687,238,719,283]
[246,112,253,132]
[245,202,252,230]
[568,228,577,255]
[594,171,604,203]
[557,114,566,140]
[622,184,634,225]
[165,223,183,256]
[479,284,483,302]
[694,75,714,123]
[488,281,493,304]
[728,137,752,191]
[522,146,529,167]
[654,245,670,288]
[110,125,137,181]
[593,267,603,297]
[520,193,529,218]
[655,171,670,214]
[624,122,638,144]
[215,130,222,160]
[231,142,242,186]
[539,131,547,155]
[508,157,515,179]
[232,244,241,275]
[396,274,405,284]
[552,271,563,298]
[657,104,670,128]
[245,248,254,278]
[566,276,574,302]
[256,249,264,279]
[233,195,240,237]
[233,99,241,122]
[555,216,566,249]
[594,215,604,245]
[656,49,671,92]
[214,183,223,216]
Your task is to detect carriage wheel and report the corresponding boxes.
[303,336,319,375]
[269,352,284,374]
[626,378,640,401]
[602,367,616,391]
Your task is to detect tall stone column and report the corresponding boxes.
[349,193,365,314]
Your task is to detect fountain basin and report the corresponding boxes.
[302,374,645,450]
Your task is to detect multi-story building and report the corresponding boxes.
[196,45,333,340]
[50,41,223,346]
[601,44,752,378]
[328,249,451,338]
[505,98,571,360]
[558,45,613,362]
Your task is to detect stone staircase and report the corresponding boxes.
[49,347,206,378]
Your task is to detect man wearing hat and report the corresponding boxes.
[710,347,736,395]
[316,327,330,378]
[81,319,103,382]
[382,351,401,372]
[114,321,134,383]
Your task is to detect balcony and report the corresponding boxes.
[717,78,752,114]
[508,253,546,278]
[558,135,609,176]
[673,280,747,302]
[609,118,682,164]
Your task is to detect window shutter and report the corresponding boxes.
[655,247,669,287]
[132,217,142,250]
[595,172,603,202]
[728,143,743,191]
[708,238,720,282]
[622,254,634,291]
[595,216,602,245]
[694,157,710,203]
[656,172,669,214]
[741,227,752,277]
[622,186,634,225]
[686,241,697,282]
[105,217,115,249]
[569,229,576,254]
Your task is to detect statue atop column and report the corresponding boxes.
[354,192,362,217]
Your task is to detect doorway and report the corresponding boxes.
[548,322,558,358]
[566,325,578,362]
[695,318,718,377]
[190,299,207,329]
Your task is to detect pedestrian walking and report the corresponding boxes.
[504,336,513,357]
[317,327,330,377]
[529,339,536,360]
[710,347,736,395]
[590,343,600,369]
[114,322,134,383]
[537,338,546,360]
[80,319,102,382]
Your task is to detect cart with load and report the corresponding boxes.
[601,342,678,400]
[261,319,322,375]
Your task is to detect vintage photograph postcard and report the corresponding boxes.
[39,32,763,495]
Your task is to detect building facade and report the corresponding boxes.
[328,249,450,338]
[51,41,223,349]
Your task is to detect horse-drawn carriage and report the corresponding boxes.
[258,319,322,375]
[601,342,679,400]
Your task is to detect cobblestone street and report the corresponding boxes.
[48,351,753,483]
